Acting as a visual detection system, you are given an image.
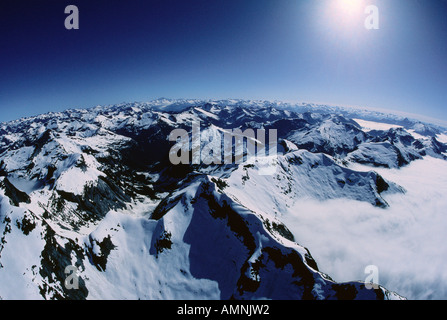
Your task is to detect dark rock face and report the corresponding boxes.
[0,178,30,206]
[39,223,89,300]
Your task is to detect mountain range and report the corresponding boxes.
[1,99,446,300]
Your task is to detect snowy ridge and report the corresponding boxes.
[2,99,446,300]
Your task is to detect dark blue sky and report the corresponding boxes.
[1,0,446,124]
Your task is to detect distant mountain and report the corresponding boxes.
[2,99,445,300]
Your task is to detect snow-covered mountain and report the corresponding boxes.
[1,99,446,300]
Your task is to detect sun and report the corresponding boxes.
[336,0,365,16]
[315,0,369,47]
[339,0,361,6]
[328,0,366,29]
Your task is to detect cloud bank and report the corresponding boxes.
[282,156,447,300]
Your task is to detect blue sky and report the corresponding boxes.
[0,0,446,124]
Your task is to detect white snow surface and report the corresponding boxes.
[353,119,403,132]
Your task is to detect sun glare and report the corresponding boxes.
[315,0,370,50]
[336,0,365,16]
[325,0,367,30]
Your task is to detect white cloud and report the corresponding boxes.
[282,156,447,300]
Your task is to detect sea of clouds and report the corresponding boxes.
[282,156,447,300]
